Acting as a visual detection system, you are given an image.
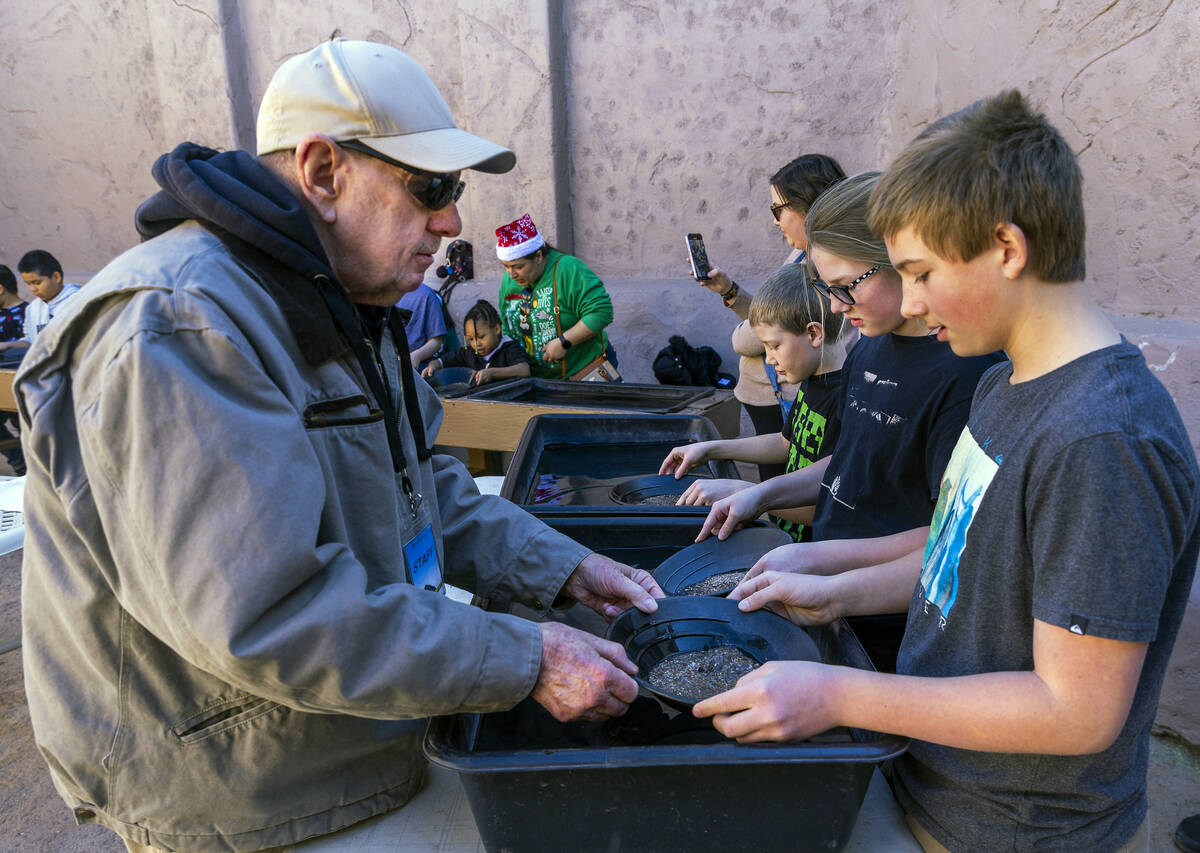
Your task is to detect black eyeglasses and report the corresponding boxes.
[770,201,793,222]
[808,264,880,305]
[340,139,465,211]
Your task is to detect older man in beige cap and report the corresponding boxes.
[17,40,660,853]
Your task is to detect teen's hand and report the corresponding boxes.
[695,486,764,542]
[658,441,713,478]
[728,570,840,626]
[420,359,441,379]
[693,660,843,742]
[741,542,831,581]
[676,478,753,506]
[532,622,639,722]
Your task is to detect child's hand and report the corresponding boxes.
[420,360,440,379]
[471,368,492,386]
[692,660,842,742]
[695,487,763,542]
[741,542,830,581]
[658,442,711,478]
[676,478,752,506]
[728,570,839,627]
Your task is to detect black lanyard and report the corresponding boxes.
[312,277,430,515]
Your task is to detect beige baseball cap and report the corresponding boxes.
[256,39,515,174]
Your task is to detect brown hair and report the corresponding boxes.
[748,262,844,342]
[769,154,847,213]
[867,90,1085,282]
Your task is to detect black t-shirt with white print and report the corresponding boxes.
[811,332,1002,543]
[774,369,842,542]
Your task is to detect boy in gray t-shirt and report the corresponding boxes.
[695,91,1198,852]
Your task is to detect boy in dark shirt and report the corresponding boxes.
[699,91,1198,853]
[421,299,530,387]
[658,262,850,542]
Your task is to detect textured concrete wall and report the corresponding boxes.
[1,0,1198,434]
[4,1,1197,314]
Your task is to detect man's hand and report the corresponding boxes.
[561,552,663,621]
[658,441,712,478]
[695,486,764,542]
[676,478,752,506]
[692,660,842,742]
[729,570,840,626]
[532,622,639,722]
[419,359,440,379]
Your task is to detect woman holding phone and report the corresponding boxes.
[698,153,847,480]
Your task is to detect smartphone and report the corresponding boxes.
[685,232,711,281]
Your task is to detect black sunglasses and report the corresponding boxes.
[808,264,880,306]
[340,139,465,211]
[770,200,793,222]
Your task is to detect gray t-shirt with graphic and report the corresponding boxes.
[894,341,1199,852]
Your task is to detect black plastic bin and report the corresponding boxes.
[501,413,742,514]
[465,377,713,413]
[424,514,908,853]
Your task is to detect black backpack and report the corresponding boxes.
[653,335,729,387]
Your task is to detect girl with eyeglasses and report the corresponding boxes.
[698,171,1004,673]
[700,154,847,480]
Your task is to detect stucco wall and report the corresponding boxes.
[3,1,1197,313]
[1,0,1198,440]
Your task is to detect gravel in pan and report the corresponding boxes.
[639,493,684,506]
[677,570,749,596]
[647,645,761,701]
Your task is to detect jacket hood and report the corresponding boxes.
[135,142,333,283]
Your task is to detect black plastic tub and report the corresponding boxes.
[465,377,713,413]
[424,514,908,853]
[501,413,741,513]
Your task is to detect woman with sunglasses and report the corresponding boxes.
[701,154,846,480]
[698,172,1003,673]
[495,214,618,381]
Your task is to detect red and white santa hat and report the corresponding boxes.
[495,214,546,261]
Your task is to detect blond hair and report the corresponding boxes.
[749,262,844,342]
[867,90,1085,282]
[804,172,893,278]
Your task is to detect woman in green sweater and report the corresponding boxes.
[495,214,616,380]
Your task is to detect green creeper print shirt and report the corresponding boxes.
[774,368,842,542]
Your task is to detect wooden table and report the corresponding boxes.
[0,370,16,413]
[0,367,741,454]
[436,388,741,453]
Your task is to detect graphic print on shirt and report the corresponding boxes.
[777,390,830,541]
[503,286,556,366]
[785,398,828,471]
[918,427,998,628]
[847,369,907,427]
